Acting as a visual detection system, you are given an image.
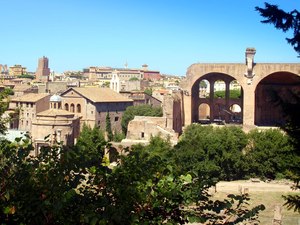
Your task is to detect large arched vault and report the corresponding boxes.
[180,50,300,129]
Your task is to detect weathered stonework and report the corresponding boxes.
[180,48,300,129]
[124,116,178,145]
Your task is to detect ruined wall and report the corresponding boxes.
[125,116,178,144]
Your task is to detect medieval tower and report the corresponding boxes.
[35,56,50,82]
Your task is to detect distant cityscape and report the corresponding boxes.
[0,56,185,155]
[1,49,299,156]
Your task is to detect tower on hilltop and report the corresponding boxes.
[35,56,50,82]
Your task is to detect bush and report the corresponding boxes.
[244,129,295,179]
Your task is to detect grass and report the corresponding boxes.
[212,191,299,225]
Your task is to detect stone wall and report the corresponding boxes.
[124,116,178,145]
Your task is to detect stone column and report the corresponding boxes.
[209,80,215,122]
[225,81,230,123]
[242,84,256,129]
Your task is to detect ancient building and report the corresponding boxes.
[120,91,162,107]
[9,65,27,76]
[124,116,178,145]
[35,56,50,82]
[9,93,51,131]
[60,87,133,131]
[179,48,300,130]
[84,64,161,83]
[31,94,80,155]
[124,91,182,145]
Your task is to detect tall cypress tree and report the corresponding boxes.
[106,112,113,141]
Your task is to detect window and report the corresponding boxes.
[70,104,75,112]
[27,113,29,117]
[115,116,119,122]
[141,132,145,138]
[77,104,81,113]
[65,103,69,111]
[31,103,33,108]
[26,121,28,126]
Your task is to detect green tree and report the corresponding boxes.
[200,80,207,88]
[244,128,295,179]
[129,77,139,81]
[104,136,264,224]
[121,104,163,134]
[106,112,113,141]
[256,3,300,55]
[256,3,300,212]
[171,124,247,182]
[0,133,265,224]
[0,88,15,134]
[75,123,107,167]
[213,89,241,99]
[0,138,88,224]
[17,74,35,79]
[144,87,153,96]
[112,129,125,142]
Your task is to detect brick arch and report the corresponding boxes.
[180,63,300,128]
[255,71,300,126]
[189,72,243,124]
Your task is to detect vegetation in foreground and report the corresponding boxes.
[1,125,274,225]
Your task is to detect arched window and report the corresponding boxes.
[65,103,69,111]
[77,104,81,113]
[70,104,75,112]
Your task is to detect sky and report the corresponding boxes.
[0,0,299,76]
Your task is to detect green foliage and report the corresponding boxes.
[256,3,300,55]
[283,194,300,213]
[1,88,14,97]
[17,74,35,79]
[121,104,163,134]
[200,80,207,88]
[213,89,241,99]
[244,129,296,179]
[172,124,248,181]
[112,130,125,142]
[0,133,265,224]
[104,137,264,224]
[75,123,107,167]
[129,77,139,81]
[144,87,153,96]
[102,81,110,88]
[105,112,113,141]
[0,138,86,225]
[0,88,15,134]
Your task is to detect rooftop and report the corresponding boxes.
[11,93,50,103]
[67,87,133,103]
[37,108,75,117]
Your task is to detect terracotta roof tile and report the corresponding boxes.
[72,87,133,103]
[11,93,50,103]
[37,109,76,117]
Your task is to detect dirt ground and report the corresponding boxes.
[215,180,296,193]
[210,180,300,225]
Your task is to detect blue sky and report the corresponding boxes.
[0,0,299,76]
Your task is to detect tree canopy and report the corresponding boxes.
[256,2,300,213]
[256,3,300,55]
[0,135,265,224]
